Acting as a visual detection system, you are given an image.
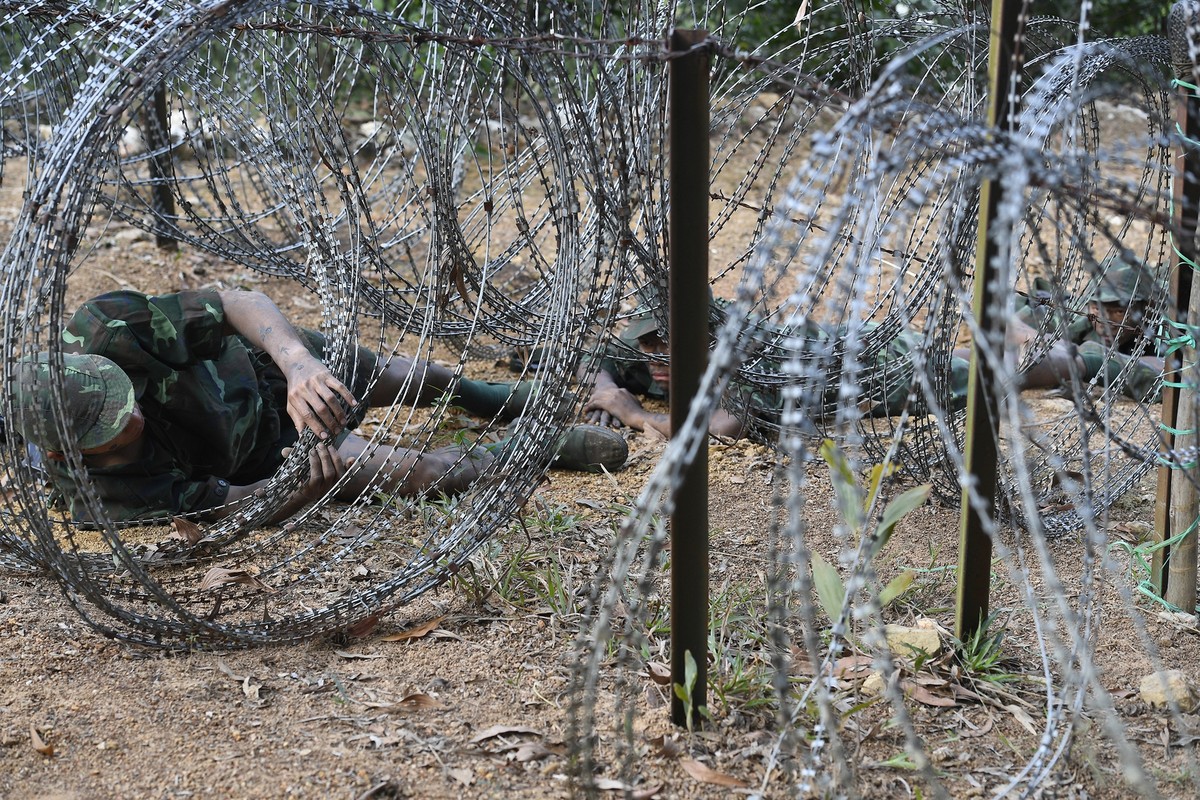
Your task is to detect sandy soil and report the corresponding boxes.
[0,98,1195,800]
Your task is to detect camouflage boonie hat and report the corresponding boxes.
[625,288,722,341]
[1093,262,1159,305]
[12,353,136,452]
[624,309,666,341]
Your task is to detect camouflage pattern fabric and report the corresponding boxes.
[12,353,136,451]
[1018,271,1163,402]
[1076,339,1162,403]
[597,319,968,431]
[1092,262,1159,304]
[45,290,377,522]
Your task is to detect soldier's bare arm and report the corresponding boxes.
[217,290,357,440]
[208,441,351,523]
[584,380,744,439]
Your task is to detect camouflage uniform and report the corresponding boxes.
[45,289,376,522]
[1018,264,1164,402]
[597,310,968,430]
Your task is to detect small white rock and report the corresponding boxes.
[1157,611,1198,628]
[884,621,941,658]
[1139,669,1198,712]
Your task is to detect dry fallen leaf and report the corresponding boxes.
[647,661,671,686]
[910,673,950,687]
[594,778,631,791]
[594,778,662,798]
[793,0,810,31]
[170,516,205,545]
[950,683,985,703]
[346,615,380,638]
[833,655,875,679]
[679,758,749,788]
[395,693,445,712]
[451,259,471,305]
[573,497,610,511]
[959,715,995,739]
[1005,703,1040,736]
[903,680,957,708]
[647,734,685,758]
[30,724,53,756]
[379,615,446,642]
[631,786,663,800]
[198,566,276,594]
[216,660,243,680]
[1112,521,1153,542]
[334,650,385,660]
[448,767,475,786]
[470,724,541,744]
[511,743,556,762]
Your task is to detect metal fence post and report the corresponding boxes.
[956,0,1024,640]
[668,28,710,728]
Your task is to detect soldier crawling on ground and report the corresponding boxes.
[9,288,628,525]
[1015,261,1165,404]
[580,302,973,440]
[582,266,1164,440]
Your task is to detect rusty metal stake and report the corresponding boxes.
[955,0,1024,641]
[668,28,710,729]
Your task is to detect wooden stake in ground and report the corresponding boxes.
[1164,0,1200,613]
[143,84,179,252]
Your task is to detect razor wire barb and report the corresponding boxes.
[1,0,1199,797]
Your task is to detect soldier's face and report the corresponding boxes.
[1089,301,1144,347]
[638,333,670,389]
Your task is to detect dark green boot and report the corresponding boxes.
[551,425,628,473]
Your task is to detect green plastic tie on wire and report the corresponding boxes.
[1109,541,1178,611]
[1182,247,1199,271]
[1110,514,1200,613]
[1173,78,1200,93]
[1164,329,1194,346]
[1162,339,1193,358]
[1172,119,1200,151]
[1138,581,1181,612]
[1160,317,1189,333]
[1160,455,1199,469]
[1170,236,1200,273]
[1160,317,1196,352]
[1159,422,1198,437]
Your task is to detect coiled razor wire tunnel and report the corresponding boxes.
[571,5,1200,800]
[1,0,1199,795]
[0,0,651,643]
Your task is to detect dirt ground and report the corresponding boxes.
[1,98,1197,800]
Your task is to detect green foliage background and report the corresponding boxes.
[355,2,1174,45]
[729,1,1173,46]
